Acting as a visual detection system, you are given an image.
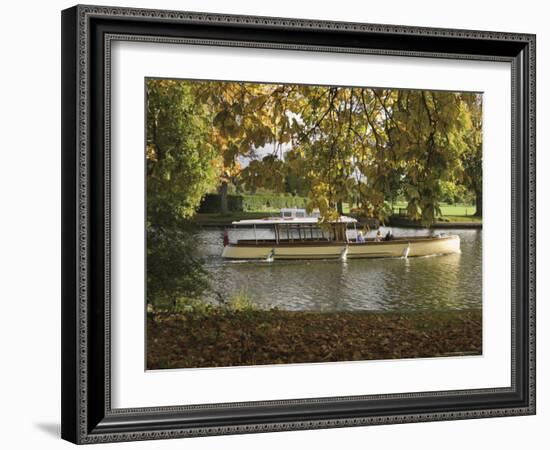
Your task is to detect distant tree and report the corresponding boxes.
[387,90,474,224]
[439,181,469,205]
[240,154,287,193]
[285,172,310,197]
[460,94,483,216]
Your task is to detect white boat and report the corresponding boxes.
[221,209,460,260]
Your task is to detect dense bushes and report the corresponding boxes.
[242,194,308,211]
[147,225,208,309]
[198,193,308,213]
[198,193,243,213]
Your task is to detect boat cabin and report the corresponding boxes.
[227,209,359,245]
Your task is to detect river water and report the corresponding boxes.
[196,227,482,312]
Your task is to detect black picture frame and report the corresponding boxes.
[61,4,536,444]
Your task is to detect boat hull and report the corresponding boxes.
[221,235,460,260]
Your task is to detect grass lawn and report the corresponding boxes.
[439,204,477,216]
[147,309,482,369]
[392,202,481,223]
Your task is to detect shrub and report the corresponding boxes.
[198,193,244,213]
[229,288,260,311]
[198,193,309,213]
[242,194,308,212]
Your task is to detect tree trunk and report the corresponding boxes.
[474,190,482,217]
[219,181,229,215]
[337,200,344,216]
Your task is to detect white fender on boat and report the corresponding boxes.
[340,245,349,262]
[402,243,411,258]
[266,248,275,262]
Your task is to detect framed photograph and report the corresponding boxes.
[61,4,536,444]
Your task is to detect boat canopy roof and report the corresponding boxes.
[231,216,357,226]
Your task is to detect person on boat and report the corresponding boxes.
[357,230,365,243]
[384,229,393,241]
[374,230,382,242]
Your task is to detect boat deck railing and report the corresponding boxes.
[234,235,450,246]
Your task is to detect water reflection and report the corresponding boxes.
[197,227,482,312]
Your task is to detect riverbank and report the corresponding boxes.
[147,309,482,369]
[192,212,482,228]
[192,212,274,227]
[388,215,482,229]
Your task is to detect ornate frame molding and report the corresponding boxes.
[61,5,536,444]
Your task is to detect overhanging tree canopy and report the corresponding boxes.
[146,79,482,225]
